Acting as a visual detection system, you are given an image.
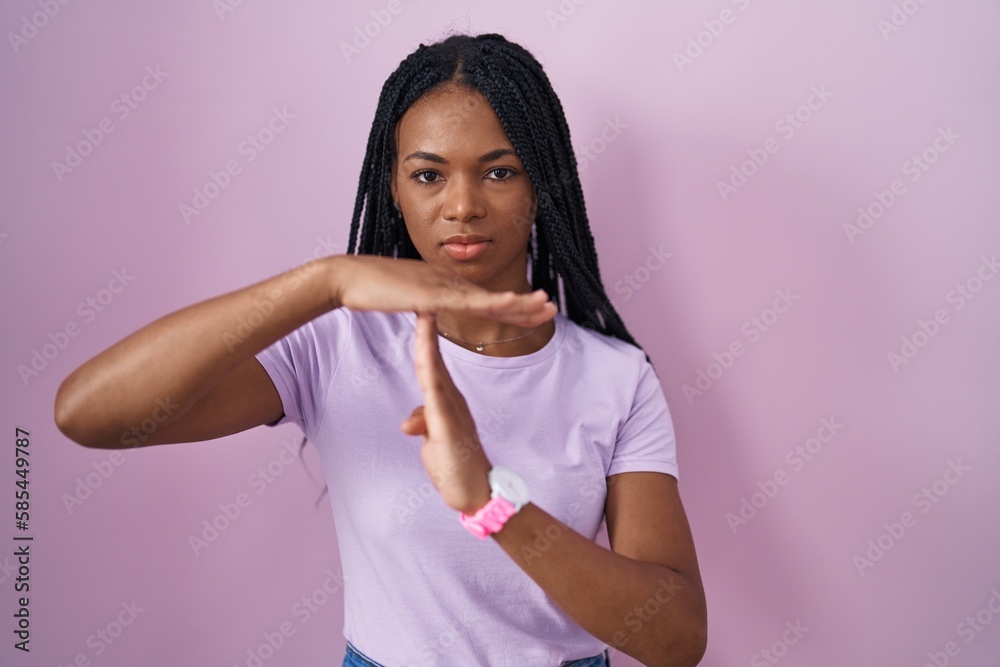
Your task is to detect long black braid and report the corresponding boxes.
[302,32,656,509]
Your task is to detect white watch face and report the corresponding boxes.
[490,465,530,506]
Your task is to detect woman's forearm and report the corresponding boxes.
[490,501,706,666]
[54,256,343,447]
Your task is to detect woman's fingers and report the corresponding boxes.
[336,256,558,325]
[413,288,555,328]
[482,290,557,326]
[401,406,427,435]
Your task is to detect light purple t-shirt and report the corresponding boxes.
[254,306,678,666]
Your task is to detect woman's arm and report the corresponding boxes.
[490,472,707,667]
[55,254,555,450]
[404,306,705,665]
[54,258,338,449]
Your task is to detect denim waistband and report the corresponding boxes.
[343,639,611,666]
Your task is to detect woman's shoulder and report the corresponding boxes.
[561,315,649,365]
[335,307,413,344]
[308,306,403,329]
[557,316,660,394]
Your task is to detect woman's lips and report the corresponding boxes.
[442,241,490,260]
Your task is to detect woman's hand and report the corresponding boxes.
[331,255,556,327]
[400,311,493,515]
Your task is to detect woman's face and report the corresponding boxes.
[390,84,537,292]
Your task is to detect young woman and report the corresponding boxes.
[55,33,707,667]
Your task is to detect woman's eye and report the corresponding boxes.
[411,168,514,185]
[413,171,440,184]
[488,167,514,180]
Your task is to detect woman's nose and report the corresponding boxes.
[441,177,487,222]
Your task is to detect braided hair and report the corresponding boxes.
[302,32,654,509]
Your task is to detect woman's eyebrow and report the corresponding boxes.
[403,148,517,164]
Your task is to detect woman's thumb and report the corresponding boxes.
[401,406,427,435]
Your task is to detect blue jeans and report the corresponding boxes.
[343,638,611,666]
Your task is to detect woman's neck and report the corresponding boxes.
[433,311,556,357]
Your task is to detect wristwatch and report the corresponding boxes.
[459,465,531,539]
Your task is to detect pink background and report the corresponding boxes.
[2,1,999,665]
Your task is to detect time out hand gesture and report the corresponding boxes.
[333,255,556,327]
[400,311,493,515]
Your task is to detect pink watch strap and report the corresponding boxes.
[459,494,517,539]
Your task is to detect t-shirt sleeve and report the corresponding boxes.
[607,357,679,480]
[253,306,352,439]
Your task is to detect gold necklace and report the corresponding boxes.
[437,323,547,352]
